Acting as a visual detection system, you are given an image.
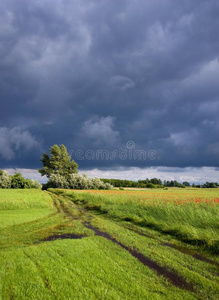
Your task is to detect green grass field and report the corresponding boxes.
[62,188,219,253]
[0,188,218,299]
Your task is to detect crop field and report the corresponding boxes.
[0,188,218,300]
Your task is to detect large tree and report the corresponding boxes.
[38,144,78,178]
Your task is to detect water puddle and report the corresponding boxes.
[83,221,194,292]
[43,233,85,241]
[162,243,219,268]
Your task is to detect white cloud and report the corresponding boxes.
[80,166,219,184]
[5,168,46,183]
[169,129,201,147]
[82,116,120,145]
[185,59,219,88]
[0,127,40,160]
[4,166,218,184]
[109,75,135,90]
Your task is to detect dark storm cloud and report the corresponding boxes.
[0,0,219,170]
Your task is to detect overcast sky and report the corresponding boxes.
[1,0,219,183]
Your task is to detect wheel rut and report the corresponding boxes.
[50,193,195,293]
[83,221,194,292]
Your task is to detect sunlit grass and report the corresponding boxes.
[0,188,218,300]
[59,188,219,253]
[0,189,55,228]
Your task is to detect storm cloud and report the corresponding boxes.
[0,0,219,178]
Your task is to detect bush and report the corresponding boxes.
[146,183,156,189]
[49,174,69,189]
[11,173,27,189]
[44,173,113,190]
[0,171,42,189]
[0,171,11,189]
[30,180,42,189]
[104,183,114,190]
[91,177,105,189]
[68,174,92,189]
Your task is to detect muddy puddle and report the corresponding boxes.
[43,233,86,241]
[162,242,219,268]
[123,223,219,269]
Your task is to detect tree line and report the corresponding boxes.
[0,171,41,189]
[1,144,218,190]
[101,178,219,189]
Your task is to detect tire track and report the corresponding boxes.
[50,193,195,293]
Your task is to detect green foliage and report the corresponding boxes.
[0,171,11,189]
[203,182,218,188]
[164,180,185,188]
[30,179,42,189]
[11,173,27,189]
[44,174,113,190]
[0,170,41,189]
[38,144,78,178]
[101,178,219,189]
[145,182,156,188]
[68,174,90,189]
[49,174,69,189]
[183,181,190,186]
[102,178,160,188]
[101,178,138,188]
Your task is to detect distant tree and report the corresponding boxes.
[183,181,190,186]
[209,182,217,188]
[11,173,27,189]
[38,144,78,178]
[203,182,217,188]
[0,170,41,189]
[30,180,42,189]
[164,180,185,188]
[145,178,150,185]
[146,183,156,189]
[0,170,11,188]
[150,178,162,185]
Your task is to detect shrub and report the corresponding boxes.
[146,183,156,189]
[30,180,42,189]
[104,183,114,190]
[68,174,92,189]
[91,177,105,189]
[44,173,113,190]
[11,173,27,189]
[49,174,69,189]
[0,170,42,189]
[0,171,11,189]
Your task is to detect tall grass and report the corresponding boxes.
[0,189,55,228]
[56,189,219,253]
[0,189,53,210]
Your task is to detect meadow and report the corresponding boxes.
[62,188,219,254]
[0,188,218,299]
